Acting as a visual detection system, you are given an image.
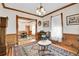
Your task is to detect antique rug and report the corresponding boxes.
[13,42,75,56]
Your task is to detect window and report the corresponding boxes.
[51,14,62,42]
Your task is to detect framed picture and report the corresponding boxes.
[66,14,79,25]
[43,21,49,27]
[38,21,41,26]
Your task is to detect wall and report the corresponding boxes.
[37,17,43,32]
[42,4,79,35]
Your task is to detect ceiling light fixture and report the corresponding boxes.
[36,3,46,16]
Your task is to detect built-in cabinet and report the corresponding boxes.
[0,17,8,56]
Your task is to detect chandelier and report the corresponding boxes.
[36,3,46,16]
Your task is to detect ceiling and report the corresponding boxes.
[4,3,70,17]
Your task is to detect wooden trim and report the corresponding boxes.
[2,3,5,8]
[1,3,77,18]
[61,13,63,38]
[16,15,18,45]
[16,15,37,45]
[17,16,36,20]
[6,33,16,36]
[35,19,37,34]
[2,3,42,18]
[63,33,79,36]
[42,3,77,17]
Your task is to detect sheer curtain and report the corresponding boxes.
[51,14,62,42]
[31,22,36,35]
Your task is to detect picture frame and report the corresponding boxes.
[66,14,79,25]
[38,21,41,26]
[43,21,49,27]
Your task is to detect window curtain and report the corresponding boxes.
[51,14,62,42]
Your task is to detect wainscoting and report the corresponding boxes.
[6,34,16,44]
[50,33,79,55]
[63,33,79,48]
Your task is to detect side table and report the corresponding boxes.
[38,40,52,56]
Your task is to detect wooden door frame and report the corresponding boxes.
[16,15,37,45]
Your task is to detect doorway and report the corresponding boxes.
[16,15,37,45]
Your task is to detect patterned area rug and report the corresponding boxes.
[13,42,75,56]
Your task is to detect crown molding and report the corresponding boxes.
[16,15,36,20]
[1,3,77,18]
